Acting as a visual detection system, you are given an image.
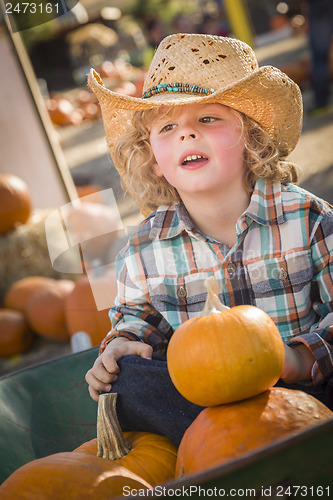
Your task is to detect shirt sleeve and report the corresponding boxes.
[288,210,333,382]
[99,240,173,356]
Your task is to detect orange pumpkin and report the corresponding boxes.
[74,432,177,486]
[0,393,178,499]
[25,280,75,341]
[176,387,333,477]
[46,97,83,127]
[0,452,152,499]
[4,276,55,312]
[65,273,117,346]
[0,309,34,357]
[0,174,31,234]
[75,184,102,202]
[167,277,285,406]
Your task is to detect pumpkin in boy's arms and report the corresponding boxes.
[167,277,285,406]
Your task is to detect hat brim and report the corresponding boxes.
[88,65,302,156]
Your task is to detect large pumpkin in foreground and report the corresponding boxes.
[0,431,177,499]
[167,277,285,406]
[176,387,333,477]
[0,451,151,500]
[0,393,178,499]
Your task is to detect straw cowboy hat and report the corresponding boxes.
[88,33,303,161]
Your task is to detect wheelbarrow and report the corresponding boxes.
[0,347,332,498]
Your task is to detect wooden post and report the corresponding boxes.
[0,18,78,210]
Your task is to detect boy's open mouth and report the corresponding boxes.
[182,154,208,166]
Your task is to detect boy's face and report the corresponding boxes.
[149,103,245,201]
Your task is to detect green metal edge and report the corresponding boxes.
[0,347,99,484]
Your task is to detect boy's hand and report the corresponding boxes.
[281,342,323,384]
[85,337,153,401]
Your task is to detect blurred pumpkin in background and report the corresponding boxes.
[0,174,32,234]
[4,276,55,312]
[25,280,75,341]
[0,309,34,357]
[65,272,117,346]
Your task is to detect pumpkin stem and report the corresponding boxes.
[199,276,230,317]
[97,392,131,460]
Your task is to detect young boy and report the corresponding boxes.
[86,33,333,445]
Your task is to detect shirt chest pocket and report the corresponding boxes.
[146,273,210,325]
[246,250,313,303]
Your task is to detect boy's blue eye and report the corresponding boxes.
[200,116,218,123]
[160,123,176,133]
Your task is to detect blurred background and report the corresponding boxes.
[0,0,332,375]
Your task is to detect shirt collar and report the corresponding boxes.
[240,178,285,230]
[150,203,200,241]
[150,178,285,241]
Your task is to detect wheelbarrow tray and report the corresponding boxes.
[0,347,98,484]
[0,347,332,495]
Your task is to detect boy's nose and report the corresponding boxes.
[180,133,196,141]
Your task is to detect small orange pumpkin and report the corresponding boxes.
[25,280,75,341]
[0,309,34,357]
[176,387,333,477]
[167,277,285,406]
[0,174,32,234]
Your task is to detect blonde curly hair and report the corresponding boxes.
[114,105,299,215]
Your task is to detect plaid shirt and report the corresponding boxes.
[102,178,333,382]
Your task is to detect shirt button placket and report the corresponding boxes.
[227,262,236,275]
[177,285,187,299]
[279,268,288,281]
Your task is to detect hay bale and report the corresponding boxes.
[0,210,80,306]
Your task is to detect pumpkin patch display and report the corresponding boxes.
[176,387,333,477]
[0,174,32,234]
[0,309,34,357]
[167,276,285,406]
